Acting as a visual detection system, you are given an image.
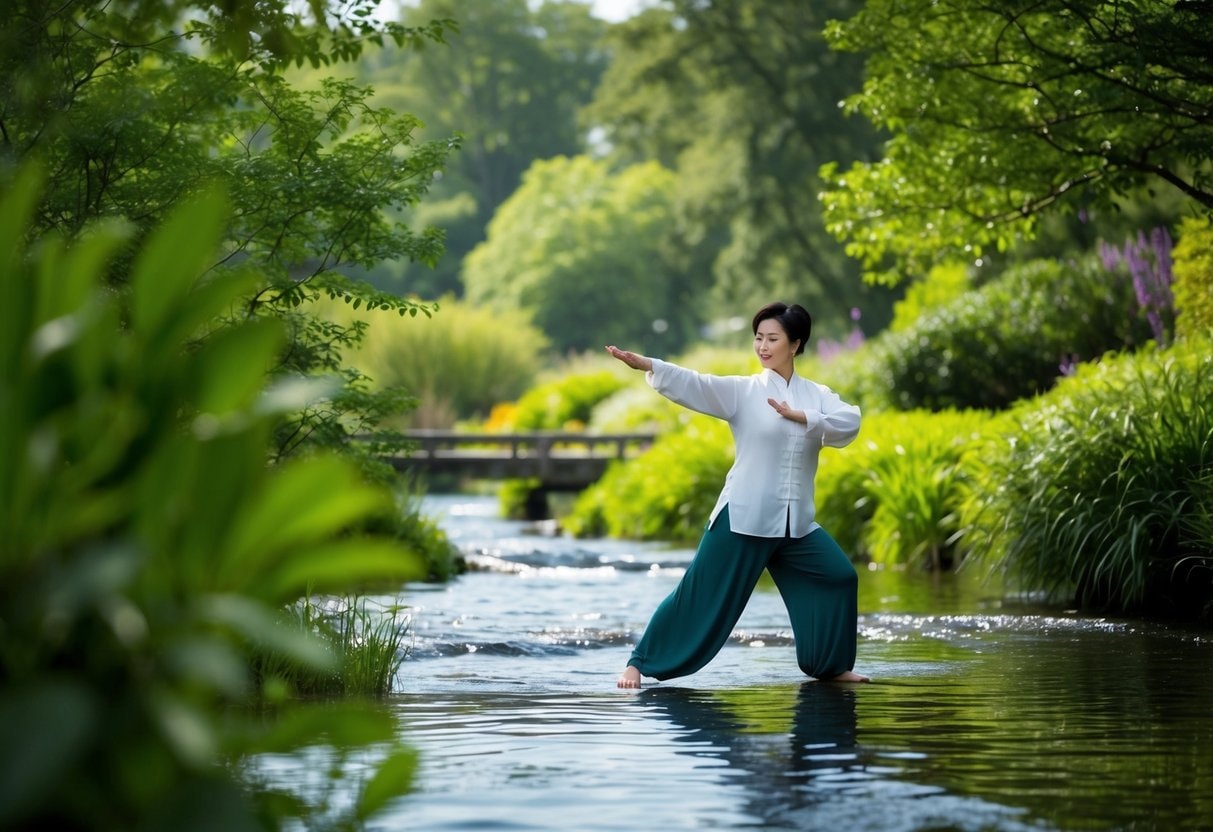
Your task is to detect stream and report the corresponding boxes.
[263,494,1213,831]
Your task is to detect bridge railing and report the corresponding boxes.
[383,430,657,490]
[402,430,655,461]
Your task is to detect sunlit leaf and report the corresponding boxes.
[356,745,418,820]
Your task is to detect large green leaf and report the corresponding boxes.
[0,682,98,827]
[261,539,424,599]
[191,319,285,416]
[356,745,418,820]
[218,456,390,580]
[130,187,228,340]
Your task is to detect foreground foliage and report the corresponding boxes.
[0,178,424,829]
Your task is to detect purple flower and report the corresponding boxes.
[1098,239,1121,271]
[1097,225,1176,346]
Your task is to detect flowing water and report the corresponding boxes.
[266,494,1213,831]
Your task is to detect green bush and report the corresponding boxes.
[512,370,628,431]
[889,262,972,333]
[1172,216,1213,342]
[588,384,685,433]
[331,296,548,427]
[815,410,994,569]
[962,339,1213,618]
[867,255,1157,411]
[564,416,733,542]
[0,174,423,830]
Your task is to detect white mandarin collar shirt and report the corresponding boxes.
[647,358,861,538]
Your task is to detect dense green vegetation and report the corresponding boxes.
[835,253,1166,412]
[3,4,1212,829]
[464,155,696,354]
[1,0,457,474]
[963,339,1213,618]
[550,211,1210,618]
[351,0,610,298]
[325,297,549,427]
[0,180,422,829]
[1172,217,1213,341]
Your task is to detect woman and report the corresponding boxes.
[608,302,869,688]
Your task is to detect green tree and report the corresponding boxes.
[584,0,894,335]
[0,0,459,472]
[463,155,694,354]
[354,0,610,297]
[820,0,1213,285]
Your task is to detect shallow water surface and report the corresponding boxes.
[271,495,1213,830]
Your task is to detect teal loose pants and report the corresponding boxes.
[628,505,859,681]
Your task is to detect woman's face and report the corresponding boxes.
[753,318,799,372]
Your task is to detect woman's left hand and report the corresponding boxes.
[767,399,807,424]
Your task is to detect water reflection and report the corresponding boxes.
[636,683,1048,832]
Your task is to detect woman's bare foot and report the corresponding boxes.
[824,670,870,683]
[617,666,642,689]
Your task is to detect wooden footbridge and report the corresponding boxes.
[388,431,656,514]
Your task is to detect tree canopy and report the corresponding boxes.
[584,0,894,333]
[1,0,460,464]
[354,0,610,297]
[820,0,1213,284]
[463,155,696,354]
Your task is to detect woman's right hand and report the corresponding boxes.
[605,345,653,372]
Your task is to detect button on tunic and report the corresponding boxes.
[646,358,862,538]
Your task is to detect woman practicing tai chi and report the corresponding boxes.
[608,301,869,689]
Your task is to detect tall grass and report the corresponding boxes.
[815,410,993,569]
[963,339,1213,617]
[255,596,412,699]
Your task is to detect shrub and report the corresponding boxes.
[0,176,423,829]
[868,255,1158,411]
[811,340,893,414]
[511,370,627,431]
[889,262,972,333]
[564,416,733,541]
[815,410,994,569]
[1172,216,1213,341]
[962,339,1213,618]
[333,296,549,427]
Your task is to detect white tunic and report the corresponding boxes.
[647,358,861,539]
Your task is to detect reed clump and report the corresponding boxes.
[962,338,1213,618]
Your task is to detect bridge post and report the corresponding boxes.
[522,485,550,520]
